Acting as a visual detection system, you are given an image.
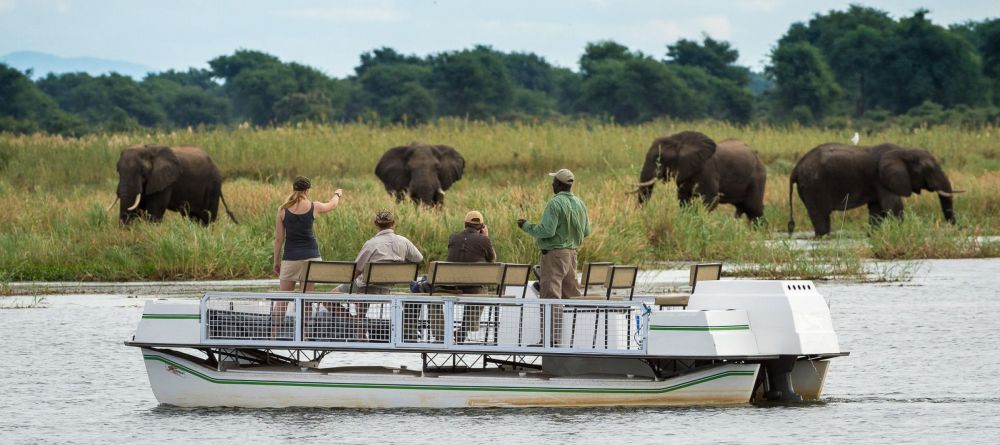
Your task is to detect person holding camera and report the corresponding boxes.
[429,210,496,342]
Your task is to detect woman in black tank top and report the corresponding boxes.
[272,176,344,291]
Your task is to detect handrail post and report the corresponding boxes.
[391,298,402,346]
[543,301,552,349]
[443,299,454,347]
[294,296,303,342]
[200,295,209,342]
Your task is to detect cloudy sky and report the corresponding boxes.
[2,0,998,76]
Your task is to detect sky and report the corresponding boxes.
[2,0,999,77]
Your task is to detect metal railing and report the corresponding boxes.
[201,291,650,355]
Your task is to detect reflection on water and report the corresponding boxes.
[2,259,999,444]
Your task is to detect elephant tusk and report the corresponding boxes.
[437,187,446,196]
[106,196,119,212]
[937,189,965,198]
[634,178,657,187]
[126,193,142,211]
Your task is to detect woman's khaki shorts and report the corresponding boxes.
[279,257,322,282]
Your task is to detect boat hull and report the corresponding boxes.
[141,349,760,408]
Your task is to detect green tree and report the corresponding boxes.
[38,72,166,129]
[877,10,986,113]
[0,64,81,134]
[952,18,1000,105]
[579,55,694,123]
[767,42,842,122]
[210,50,345,124]
[579,41,635,77]
[142,75,230,127]
[666,36,749,86]
[357,62,434,122]
[430,46,514,119]
[827,25,889,116]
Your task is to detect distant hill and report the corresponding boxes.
[0,51,154,79]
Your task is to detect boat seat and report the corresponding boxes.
[655,294,690,308]
[302,260,357,293]
[689,262,722,292]
[580,262,614,296]
[604,265,638,300]
[364,262,420,293]
[426,261,503,295]
[498,263,531,298]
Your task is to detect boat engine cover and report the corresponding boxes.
[685,280,841,356]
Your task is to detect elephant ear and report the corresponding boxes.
[878,150,913,197]
[674,131,717,183]
[375,146,412,191]
[145,145,181,194]
[432,145,465,190]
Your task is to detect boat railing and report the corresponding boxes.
[199,291,649,355]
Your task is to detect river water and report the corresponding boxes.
[2,259,999,444]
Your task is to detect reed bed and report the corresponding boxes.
[0,120,997,281]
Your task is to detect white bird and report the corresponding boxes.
[851,132,860,145]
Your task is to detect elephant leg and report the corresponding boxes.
[866,202,885,227]
[144,191,172,222]
[878,193,905,220]
[206,189,221,223]
[393,190,406,203]
[187,207,210,226]
[696,177,720,210]
[734,206,745,219]
[677,182,695,206]
[807,208,832,237]
[742,203,766,225]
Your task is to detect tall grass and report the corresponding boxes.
[0,120,997,281]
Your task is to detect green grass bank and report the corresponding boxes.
[1,119,998,282]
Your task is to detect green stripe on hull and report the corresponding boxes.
[649,325,750,331]
[143,354,754,394]
[142,314,200,320]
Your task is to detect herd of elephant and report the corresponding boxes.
[110,132,962,238]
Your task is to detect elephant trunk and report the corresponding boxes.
[118,179,143,225]
[636,156,659,206]
[408,173,440,207]
[938,192,956,225]
[933,175,958,225]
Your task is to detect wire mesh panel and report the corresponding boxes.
[453,302,500,345]
[554,303,641,351]
[205,297,296,341]
[302,298,394,343]
[401,301,446,344]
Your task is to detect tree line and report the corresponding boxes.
[2,6,999,135]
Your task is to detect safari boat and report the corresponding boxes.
[125,263,847,408]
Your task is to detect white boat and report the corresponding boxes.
[126,280,846,408]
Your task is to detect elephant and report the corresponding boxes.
[109,144,238,225]
[787,143,961,237]
[634,131,767,222]
[375,141,465,206]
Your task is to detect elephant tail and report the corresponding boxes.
[220,191,239,224]
[787,170,797,235]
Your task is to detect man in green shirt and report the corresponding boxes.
[517,168,591,300]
